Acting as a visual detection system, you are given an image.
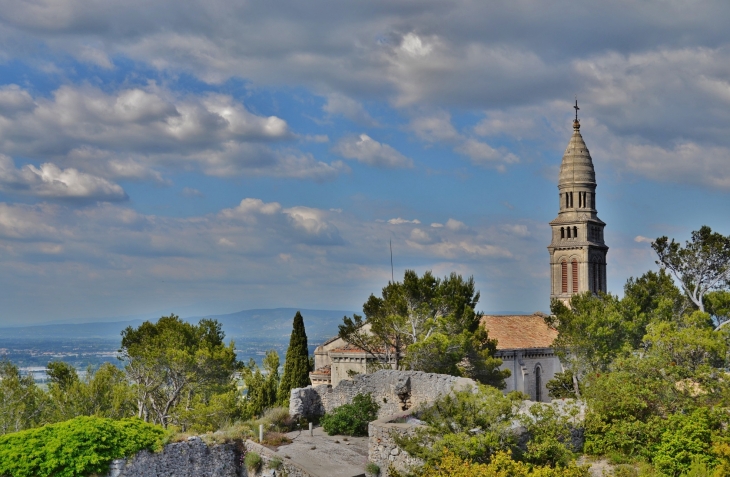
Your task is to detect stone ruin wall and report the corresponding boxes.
[290,369,476,420]
[105,436,313,477]
[368,409,425,477]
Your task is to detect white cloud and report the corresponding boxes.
[409,227,432,244]
[388,217,420,225]
[455,139,519,168]
[323,94,378,127]
[445,218,468,231]
[0,84,346,183]
[634,235,654,244]
[501,224,529,237]
[334,134,412,169]
[0,155,126,201]
[182,187,203,198]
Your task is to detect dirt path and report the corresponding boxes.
[271,427,369,477]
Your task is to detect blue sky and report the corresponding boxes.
[0,0,729,325]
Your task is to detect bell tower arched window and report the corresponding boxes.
[560,227,565,239]
[572,259,579,292]
[561,260,568,293]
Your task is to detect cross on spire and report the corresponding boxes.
[574,98,580,122]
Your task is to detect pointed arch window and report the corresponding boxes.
[561,260,568,293]
[535,366,542,402]
[572,259,579,292]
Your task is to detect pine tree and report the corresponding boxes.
[278,311,310,405]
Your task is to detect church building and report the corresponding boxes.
[311,106,607,402]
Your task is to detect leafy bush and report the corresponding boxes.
[244,451,262,472]
[0,416,167,477]
[518,402,582,467]
[263,406,296,432]
[394,385,515,466]
[320,393,379,436]
[651,408,719,476]
[268,456,283,469]
[414,449,589,477]
[365,461,380,475]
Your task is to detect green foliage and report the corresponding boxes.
[365,461,380,475]
[268,456,283,469]
[0,416,167,477]
[518,403,583,467]
[242,350,280,419]
[45,362,136,423]
[651,409,720,477]
[651,226,730,323]
[339,270,509,388]
[415,449,590,477]
[278,311,311,406]
[548,292,643,379]
[545,370,578,399]
[395,385,515,466]
[0,360,48,435]
[320,393,379,436]
[120,314,240,429]
[244,451,262,472]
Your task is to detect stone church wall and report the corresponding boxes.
[498,348,562,402]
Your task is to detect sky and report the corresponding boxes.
[1,0,729,325]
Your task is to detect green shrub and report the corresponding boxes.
[365,461,380,475]
[263,407,295,432]
[268,456,283,469]
[0,416,167,477]
[244,451,262,472]
[320,393,379,436]
[651,408,718,477]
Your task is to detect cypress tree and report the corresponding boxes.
[278,311,311,405]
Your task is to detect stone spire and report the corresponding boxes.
[547,108,608,305]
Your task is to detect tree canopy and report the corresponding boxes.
[119,314,239,429]
[652,225,730,328]
[338,270,509,388]
[278,311,311,405]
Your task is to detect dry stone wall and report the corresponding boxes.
[368,410,425,477]
[106,437,240,477]
[290,369,476,420]
[104,437,315,477]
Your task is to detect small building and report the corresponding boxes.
[481,313,561,402]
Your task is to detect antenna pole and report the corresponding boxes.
[390,239,394,283]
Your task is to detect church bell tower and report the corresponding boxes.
[548,102,608,304]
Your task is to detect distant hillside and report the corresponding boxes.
[0,308,355,344]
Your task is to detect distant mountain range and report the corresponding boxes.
[0,308,532,345]
[0,308,356,344]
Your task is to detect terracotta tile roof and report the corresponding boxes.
[310,365,331,376]
[329,343,369,354]
[480,314,558,350]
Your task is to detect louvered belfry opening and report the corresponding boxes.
[572,259,579,292]
[561,261,568,293]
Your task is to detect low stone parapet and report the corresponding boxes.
[368,409,425,477]
[290,369,476,420]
